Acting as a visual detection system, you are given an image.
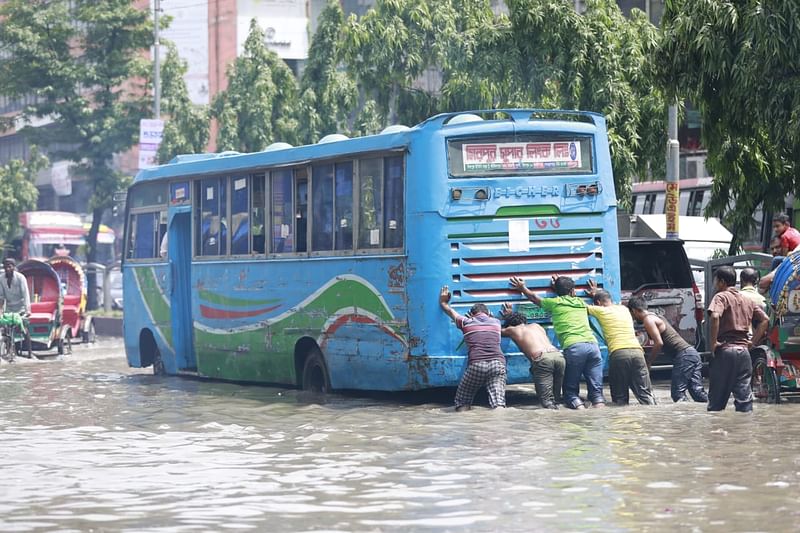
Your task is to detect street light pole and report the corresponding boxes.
[153,0,161,119]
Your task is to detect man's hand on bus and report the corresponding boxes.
[586,279,598,298]
[500,302,513,317]
[439,285,451,306]
[510,276,527,291]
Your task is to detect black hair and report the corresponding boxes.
[553,276,575,296]
[2,258,15,266]
[773,213,791,225]
[503,312,527,327]
[593,289,612,304]
[627,296,648,312]
[740,267,759,286]
[470,303,489,316]
[714,265,736,287]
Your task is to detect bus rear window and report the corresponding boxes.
[447,134,594,177]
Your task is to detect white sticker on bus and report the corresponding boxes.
[508,219,530,252]
[370,229,380,245]
[234,178,246,191]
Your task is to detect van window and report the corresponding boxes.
[620,242,693,291]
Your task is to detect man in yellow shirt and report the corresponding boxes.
[586,281,656,406]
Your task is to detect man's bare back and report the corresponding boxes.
[502,322,559,361]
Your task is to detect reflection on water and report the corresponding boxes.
[0,343,797,531]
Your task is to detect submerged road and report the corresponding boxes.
[0,339,796,531]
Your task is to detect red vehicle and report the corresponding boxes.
[14,211,116,264]
[48,255,95,344]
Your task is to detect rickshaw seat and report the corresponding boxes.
[63,294,81,307]
[29,301,57,323]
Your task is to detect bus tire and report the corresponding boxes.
[301,350,330,394]
[153,346,166,376]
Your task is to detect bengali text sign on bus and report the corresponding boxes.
[462,141,581,171]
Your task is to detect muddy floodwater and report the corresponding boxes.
[0,340,798,532]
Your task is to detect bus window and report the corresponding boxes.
[128,212,159,259]
[295,168,308,253]
[251,174,266,254]
[358,158,384,249]
[231,176,250,255]
[335,162,353,251]
[271,169,294,253]
[384,156,404,249]
[312,163,334,252]
[130,182,168,208]
[197,178,227,256]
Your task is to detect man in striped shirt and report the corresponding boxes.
[439,286,507,411]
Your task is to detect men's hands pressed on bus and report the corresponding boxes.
[439,285,458,322]
[510,276,542,305]
[586,279,599,298]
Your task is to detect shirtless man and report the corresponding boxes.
[500,303,565,409]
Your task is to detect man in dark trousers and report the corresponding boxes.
[707,266,769,412]
[439,286,507,411]
[628,296,708,403]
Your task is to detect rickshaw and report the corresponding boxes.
[48,255,95,344]
[753,252,800,403]
[18,259,68,355]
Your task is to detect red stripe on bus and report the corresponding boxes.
[199,304,280,319]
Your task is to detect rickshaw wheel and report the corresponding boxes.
[752,358,780,404]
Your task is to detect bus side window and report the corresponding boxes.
[312,163,334,252]
[358,158,383,249]
[334,162,353,251]
[251,174,266,254]
[271,169,294,253]
[199,178,227,256]
[295,168,308,253]
[384,156,404,249]
[231,176,250,255]
[131,212,158,259]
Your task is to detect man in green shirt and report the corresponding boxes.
[510,274,605,409]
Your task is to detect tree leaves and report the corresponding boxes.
[657,0,800,248]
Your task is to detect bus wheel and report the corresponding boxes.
[153,347,166,376]
[301,350,330,394]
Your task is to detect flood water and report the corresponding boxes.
[1,340,798,532]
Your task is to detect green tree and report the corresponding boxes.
[0,150,48,254]
[299,0,357,143]
[212,19,299,152]
[340,0,667,204]
[656,0,800,250]
[344,0,456,123]
[0,0,154,307]
[157,43,210,163]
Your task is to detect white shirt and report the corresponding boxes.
[0,271,31,314]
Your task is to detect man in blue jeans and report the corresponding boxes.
[511,274,605,409]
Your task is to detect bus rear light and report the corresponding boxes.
[474,188,488,200]
[451,188,462,200]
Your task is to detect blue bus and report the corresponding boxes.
[122,109,620,391]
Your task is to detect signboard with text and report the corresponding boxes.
[138,119,164,170]
[461,141,581,172]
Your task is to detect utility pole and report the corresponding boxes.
[665,104,680,239]
[153,0,161,119]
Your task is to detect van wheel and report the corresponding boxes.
[301,350,330,393]
[153,347,166,376]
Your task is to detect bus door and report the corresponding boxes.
[168,206,197,371]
